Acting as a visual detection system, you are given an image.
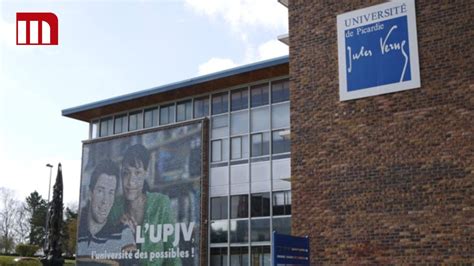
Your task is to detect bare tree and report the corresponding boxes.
[14,202,31,244]
[0,187,19,253]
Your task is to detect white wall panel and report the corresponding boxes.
[230,183,249,195]
[251,181,270,193]
[251,161,270,182]
[272,158,290,180]
[210,166,229,186]
[230,164,249,184]
[210,185,228,197]
[273,180,291,191]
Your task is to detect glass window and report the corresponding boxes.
[211,247,228,266]
[273,217,291,235]
[99,119,107,137]
[99,117,113,137]
[107,118,114,136]
[251,106,270,132]
[251,84,269,108]
[251,193,270,217]
[231,137,241,160]
[231,195,248,218]
[222,139,229,161]
[114,115,128,134]
[250,219,270,242]
[231,136,249,160]
[251,133,270,157]
[271,102,290,129]
[160,104,175,125]
[144,108,158,128]
[91,121,99,138]
[212,140,222,162]
[272,191,291,216]
[230,247,249,266]
[211,196,228,220]
[212,139,229,162]
[230,110,248,135]
[176,100,192,122]
[114,114,128,134]
[194,96,209,118]
[210,220,228,244]
[212,92,228,115]
[271,79,289,103]
[230,220,249,243]
[129,111,143,131]
[272,130,291,154]
[251,246,270,266]
[231,88,248,111]
[212,115,228,139]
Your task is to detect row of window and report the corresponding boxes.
[210,191,291,245]
[90,79,289,138]
[211,103,290,140]
[211,246,270,266]
[211,130,290,162]
[210,216,291,244]
[211,191,291,219]
[212,80,289,115]
[94,101,191,137]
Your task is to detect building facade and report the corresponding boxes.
[64,1,473,265]
[64,58,291,266]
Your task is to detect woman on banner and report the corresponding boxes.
[109,144,181,266]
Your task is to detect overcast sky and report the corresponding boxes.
[0,0,288,206]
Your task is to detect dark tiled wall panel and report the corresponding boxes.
[289,1,473,264]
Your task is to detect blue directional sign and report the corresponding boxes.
[337,0,420,101]
[272,232,310,265]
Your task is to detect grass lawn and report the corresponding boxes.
[0,256,75,265]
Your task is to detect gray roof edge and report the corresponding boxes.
[62,55,289,118]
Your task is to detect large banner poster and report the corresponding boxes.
[77,122,203,266]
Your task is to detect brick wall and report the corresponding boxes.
[289,1,473,264]
[200,118,209,266]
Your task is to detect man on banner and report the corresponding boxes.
[77,159,136,265]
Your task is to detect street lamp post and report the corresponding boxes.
[44,163,53,251]
[46,164,53,203]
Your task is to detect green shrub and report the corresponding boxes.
[14,244,39,257]
[0,255,41,266]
